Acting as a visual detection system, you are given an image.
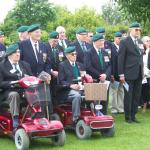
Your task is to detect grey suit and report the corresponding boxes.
[118,36,144,121]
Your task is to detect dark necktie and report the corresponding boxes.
[52,48,57,63]
[34,43,39,62]
[98,49,104,69]
[61,40,65,48]
[134,39,141,55]
[81,42,87,52]
[72,63,79,79]
[13,63,22,78]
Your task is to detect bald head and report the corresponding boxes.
[56,26,66,40]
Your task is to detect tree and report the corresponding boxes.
[4,0,56,31]
[115,0,150,24]
[102,2,128,25]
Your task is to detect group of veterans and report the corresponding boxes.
[0,21,150,132]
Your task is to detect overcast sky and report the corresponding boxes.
[0,0,109,22]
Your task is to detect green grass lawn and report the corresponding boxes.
[1,109,150,150]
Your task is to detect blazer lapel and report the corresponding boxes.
[28,40,38,62]
[128,37,140,55]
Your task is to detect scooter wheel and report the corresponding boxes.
[100,123,115,137]
[52,130,66,146]
[76,120,92,139]
[15,128,30,150]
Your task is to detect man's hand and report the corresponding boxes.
[70,84,80,90]
[99,74,106,82]
[51,71,58,78]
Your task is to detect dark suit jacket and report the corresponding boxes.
[84,46,111,80]
[58,39,70,48]
[70,40,92,64]
[0,43,6,52]
[0,59,32,101]
[58,59,85,87]
[118,36,144,80]
[19,39,51,76]
[148,50,150,70]
[111,43,119,80]
[57,59,85,102]
[45,43,65,71]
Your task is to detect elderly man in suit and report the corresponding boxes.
[17,25,29,41]
[84,34,111,114]
[0,43,32,130]
[58,46,85,123]
[45,31,65,101]
[70,27,92,64]
[96,27,112,58]
[0,31,6,61]
[19,24,52,115]
[109,32,124,114]
[118,22,144,123]
[56,26,70,49]
[19,24,51,77]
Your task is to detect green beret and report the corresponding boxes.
[28,24,40,32]
[17,26,29,32]
[6,43,19,56]
[49,31,59,39]
[114,32,122,37]
[129,22,140,28]
[76,27,87,34]
[96,27,105,33]
[64,46,76,54]
[0,31,4,36]
[92,34,104,42]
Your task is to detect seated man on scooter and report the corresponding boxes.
[0,43,33,131]
[57,46,85,124]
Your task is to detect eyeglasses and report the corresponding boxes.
[71,52,77,56]
[135,29,141,32]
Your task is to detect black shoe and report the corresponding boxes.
[125,119,133,123]
[132,119,140,123]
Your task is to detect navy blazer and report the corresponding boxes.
[148,50,150,70]
[19,39,51,76]
[111,43,119,80]
[0,59,32,90]
[70,40,92,64]
[84,46,111,80]
[118,36,143,80]
[0,43,6,52]
[45,43,65,71]
[58,59,85,88]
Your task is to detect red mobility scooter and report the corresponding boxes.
[0,76,66,150]
[54,75,115,139]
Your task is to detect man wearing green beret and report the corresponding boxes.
[118,22,144,123]
[84,34,111,114]
[17,25,29,41]
[19,24,51,76]
[57,46,85,124]
[19,24,53,116]
[0,31,6,61]
[70,27,92,64]
[45,31,65,101]
[0,43,32,131]
[96,27,112,58]
[109,32,124,114]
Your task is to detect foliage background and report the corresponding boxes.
[0,0,149,45]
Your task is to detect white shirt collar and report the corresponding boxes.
[114,42,119,50]
[93,44,100,53]
[30,38,39,51]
